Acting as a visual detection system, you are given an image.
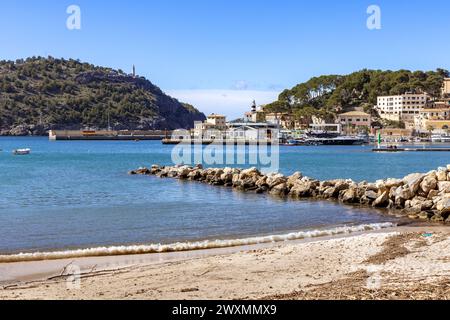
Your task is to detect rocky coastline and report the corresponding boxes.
[130,164,450,223]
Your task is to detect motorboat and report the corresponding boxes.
[431,134,450,143]
[13,148,31,155]
[304,133,366,146]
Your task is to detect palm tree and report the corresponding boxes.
[427,125,434,139]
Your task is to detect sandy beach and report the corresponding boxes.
[0,225,449,300]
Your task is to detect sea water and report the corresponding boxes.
[0,137,448,259]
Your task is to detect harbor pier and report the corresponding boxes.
[49,130,170,141]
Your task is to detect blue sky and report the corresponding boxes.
[1,0,449,118]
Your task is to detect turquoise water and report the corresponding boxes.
[1,137,449,255]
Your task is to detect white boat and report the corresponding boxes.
[431,134,450,143]
[13,148,31,155]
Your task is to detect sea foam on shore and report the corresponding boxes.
[0,222,396,263]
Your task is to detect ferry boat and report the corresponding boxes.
[13,148,31,155]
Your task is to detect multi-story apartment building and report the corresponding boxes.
[376,93,429,126]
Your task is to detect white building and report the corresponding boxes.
[376,93,429,126]
[226,123,278,141]
[193,114,227,139]
[414,108,450,132]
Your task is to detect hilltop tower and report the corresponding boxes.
[132,65,136,78]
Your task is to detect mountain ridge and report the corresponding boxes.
[0,56,206,136]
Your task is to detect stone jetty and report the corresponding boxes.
[129,164,450,223]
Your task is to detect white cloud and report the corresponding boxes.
[231,80,250,90]
[166,89,280,120]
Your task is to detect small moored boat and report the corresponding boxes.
[13,148,31,155]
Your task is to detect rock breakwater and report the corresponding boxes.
[130,165,450,223]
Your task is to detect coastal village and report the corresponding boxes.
[191,78,450,144]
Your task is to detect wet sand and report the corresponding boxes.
[0,226,449,300]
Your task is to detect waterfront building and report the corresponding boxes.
[265,113,295,129]
[427,98,450,109]
[226,122,278,141]
[379,128,414,142]
[338,111,371,134]
[193,114,227,139]
[414,107,450,132]
[421,120,450,133]
[205,114,227,130]
[376,93,429,126]
[442,78,450,97]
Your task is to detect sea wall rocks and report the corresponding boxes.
[129,164,450,223]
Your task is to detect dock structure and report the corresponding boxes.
[373,147,450,152]
[49,130,170,141]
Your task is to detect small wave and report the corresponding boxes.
[0,222,396,263]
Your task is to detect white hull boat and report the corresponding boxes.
[13,148,31,155]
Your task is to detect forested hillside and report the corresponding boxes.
[265,69,449,123]
[0,57,206,135]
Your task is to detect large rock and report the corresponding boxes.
[177,166,192,178]
[267,174,287,189]
[187,170,201,180]
[334,181,350,193]
[436,168,448,181]
[323,187,337,198]
[373,191,389,207]
[287,172,303,188]
[256,176,268,188]
[150,165,161,175]
[384,178,404,189]
[340,188,358,203]
[410,197,433,211]
[428,189,439,200]
[269,183,288,196]
[436,198,450,214]
[420,175,438,194]
[364,190,378,200]
[395,186,414,201]
[438,181,450,193]
[220,172,233,184]
[403,173,425,194]
[239,167,260,180]
[290,181,314,198]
